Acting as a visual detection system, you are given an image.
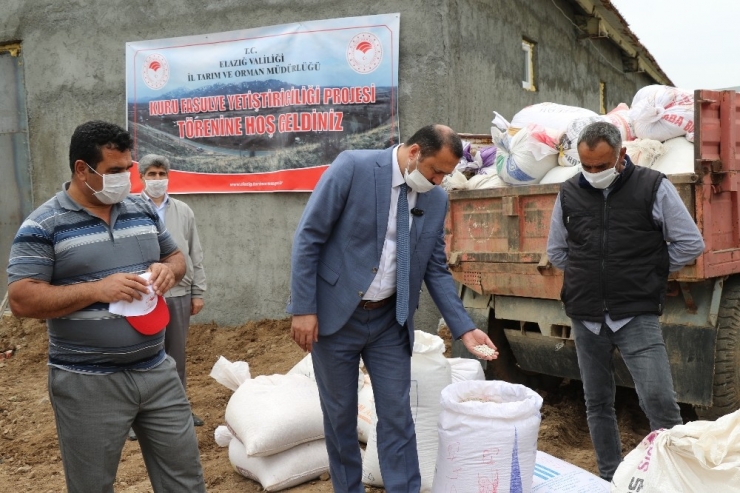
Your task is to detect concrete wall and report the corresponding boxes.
[446,0,656,131]
[1,0,657,328]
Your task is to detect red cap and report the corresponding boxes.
[125,295,170,335]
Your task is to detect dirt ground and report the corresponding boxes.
[0,313,665,492]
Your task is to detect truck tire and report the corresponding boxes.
[695,279,740,420]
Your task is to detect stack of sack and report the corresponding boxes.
[210,333,487,492]
[210,356,342,491]
[445,85,695,191]
[209,334,740,493]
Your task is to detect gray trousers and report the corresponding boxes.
[164,294,191,390]
[572,314,683,481]
[48,356,206,493]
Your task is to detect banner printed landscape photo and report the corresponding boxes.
[125,14,400,193]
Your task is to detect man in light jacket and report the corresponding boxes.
[139,154,207,428]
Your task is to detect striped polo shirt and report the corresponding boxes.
[7,183,179,374]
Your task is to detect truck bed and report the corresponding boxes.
[446,89,740,298]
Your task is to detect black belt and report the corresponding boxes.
[359,294,396,310]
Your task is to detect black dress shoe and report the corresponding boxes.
[128,428,138,441]
[192,413,204,427]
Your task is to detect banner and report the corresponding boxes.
[125,14,400,193]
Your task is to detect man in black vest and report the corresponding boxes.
[546,121,704,481]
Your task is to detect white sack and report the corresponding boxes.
[650,136,695,175]
[630,85,695,142]
[532,451,609,492]
[604,103,636,142]
[288,352,364,392]
[612,409,740,493]
[557,105,636,168]
[225,374,324,457]
[539,165,582,185]
[214,425,235,447]
[209,356,251,391]
[442,170,469,191]
[432,380,543,493]
[511,103,598,135]
[492,111,512,132]
[467,172,507,189]
[229,437,329,492]
[623,139,665,168]
[363,331,452,492]
[361,418,382,487]
[557,116,604,167]
[448,357,486,382]
[357,373,374,443]
[286,353,315,378]
[493,125,559,185]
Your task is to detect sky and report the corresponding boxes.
[610,0,740,90]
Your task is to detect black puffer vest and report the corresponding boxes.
[560,158,669,321]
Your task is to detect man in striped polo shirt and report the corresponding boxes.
[6,121,206,492]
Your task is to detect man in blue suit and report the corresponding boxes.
[288,124,498,493]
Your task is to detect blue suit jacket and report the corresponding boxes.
[287,147,474,343]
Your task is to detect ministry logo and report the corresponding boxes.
[142,53,170,90]
[346,32,383,74]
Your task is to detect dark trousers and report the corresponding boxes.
[311,302,420,493]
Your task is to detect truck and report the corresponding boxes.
[447,89,740,419]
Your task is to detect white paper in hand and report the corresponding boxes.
[108,272,157,316]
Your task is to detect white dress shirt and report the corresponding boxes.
[363,145,417,301]
[142,191,169,226]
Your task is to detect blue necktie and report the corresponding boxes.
[396,183,409,326]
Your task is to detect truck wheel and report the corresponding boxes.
[695,279,740,420]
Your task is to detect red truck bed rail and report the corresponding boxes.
[695,90,740,278]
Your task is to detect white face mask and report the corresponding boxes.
[144,179,169,198]
[404,155,435,193]
[582,157,621,189]
[85,164,131,204]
